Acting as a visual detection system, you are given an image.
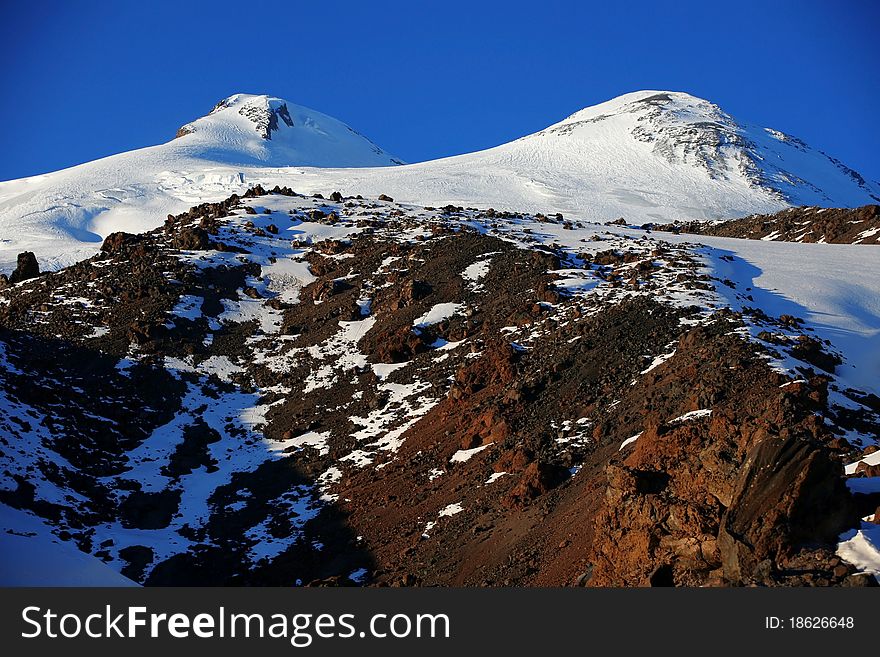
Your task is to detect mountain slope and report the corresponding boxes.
[1,90,878,276]
[172,93,404,168]
[1,188,877,586]
[0,93,401,272]
[285,90,879,221]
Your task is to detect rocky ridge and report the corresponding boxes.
[1,188,878,586]
[657,205,880,244]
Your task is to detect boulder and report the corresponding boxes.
[9,251,40,283]
[101,232,139,254]
[504,462,569,507]
[789,335,841,373]
[310,279,350,302]
[171,227,211,250]
[718,435,853,584]
[370,325,431,363]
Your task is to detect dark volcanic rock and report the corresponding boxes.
[662,205,880,245]
[370,324,432,363]
[373,279,432,313]
[789,336,841,373]
[119,490,181,530]
[101,232,140,254]
[119,545,155,581]
[163,419,221,478]
[9,251,39,284]
[171,227,211,250]
[718,435,853,584]
[504,461,569,507]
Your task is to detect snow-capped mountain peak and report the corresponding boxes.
[552,89,716,124]
[1,90,877,275]
[172,93,404,167]
[538,90,880,206]
[0,93,404,272]
[177,93,295,140]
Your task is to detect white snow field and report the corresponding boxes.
[0,93,402,272]
[655,232,880,396]
[2,90,878,274]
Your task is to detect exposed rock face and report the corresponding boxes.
[9,251,39,284]
[237,100,294,140]
[505,461,569,508]
[585,323,858,587]
[718,436,852,584]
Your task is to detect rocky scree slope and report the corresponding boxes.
[657,204,880,244]
[0,188,879,586]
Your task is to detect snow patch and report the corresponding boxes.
[450,443,493,463]
[438,502,464,517]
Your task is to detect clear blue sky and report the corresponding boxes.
[1,0,877,182]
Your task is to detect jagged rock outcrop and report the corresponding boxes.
[719,435,852,584]
[9,251,39,284]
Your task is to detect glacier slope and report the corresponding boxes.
[2,90,878,274]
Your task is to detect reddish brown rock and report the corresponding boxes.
[718,436,852,584]
[171,227,211,250]
[504,462,569,508]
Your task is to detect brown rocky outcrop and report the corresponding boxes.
[585,324,856,587]
[718,435,852,583]
[662,204,880,244]
[369,325,432,363]
[171,227,212,250]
